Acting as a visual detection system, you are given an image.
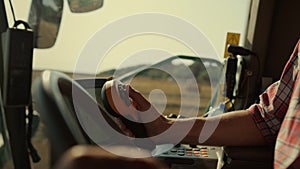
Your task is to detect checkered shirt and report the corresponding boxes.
[248,40,300,169]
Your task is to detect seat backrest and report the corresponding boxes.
[33,70,91,163]
[32,70,128,163]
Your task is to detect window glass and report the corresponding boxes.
[26,0,251,73]
[120,56,223,117]
[3,1,252,168]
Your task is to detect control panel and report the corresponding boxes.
[155,144,223,169]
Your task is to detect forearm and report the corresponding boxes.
[168,110,267,146]
[130,85,267,146]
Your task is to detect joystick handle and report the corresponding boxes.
[101,80,149,138]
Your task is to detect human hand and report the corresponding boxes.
[126,85,173,143]
[103,80,173,144]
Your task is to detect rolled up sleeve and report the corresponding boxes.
[248,81,289,144]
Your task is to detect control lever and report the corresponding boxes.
[101,80,148,138]
[101,80,155,150]
[225,44,255,101]
[227,44,255,56]
[225,56,237,100]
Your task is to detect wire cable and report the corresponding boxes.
[8,0,16,23]
[26,102,41,163]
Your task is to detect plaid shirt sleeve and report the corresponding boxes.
[275,74,300,169]
[248,40,300,169]
[247,41,299,144]
[274,41,300,169]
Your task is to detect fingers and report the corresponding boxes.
[127,85,151,111]
[126,84,172,140]
[113,118,135,137]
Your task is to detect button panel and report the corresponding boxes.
[155,144,223,169]
[157,144,221,159]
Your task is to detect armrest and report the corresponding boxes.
[222,146,274,169]
[224,146,273,161]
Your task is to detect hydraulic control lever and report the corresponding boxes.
[101,80,149,138]
[225,44,254,106]
[227,44,255,56]
[101,80,156,150]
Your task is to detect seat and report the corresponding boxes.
[32,70,129,164]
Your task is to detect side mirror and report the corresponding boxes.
[68,0,104,13]
[28,0,64,48]
[28,0,104,49]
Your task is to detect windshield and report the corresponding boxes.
[5,0,251,74]
[2,0,252,168]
